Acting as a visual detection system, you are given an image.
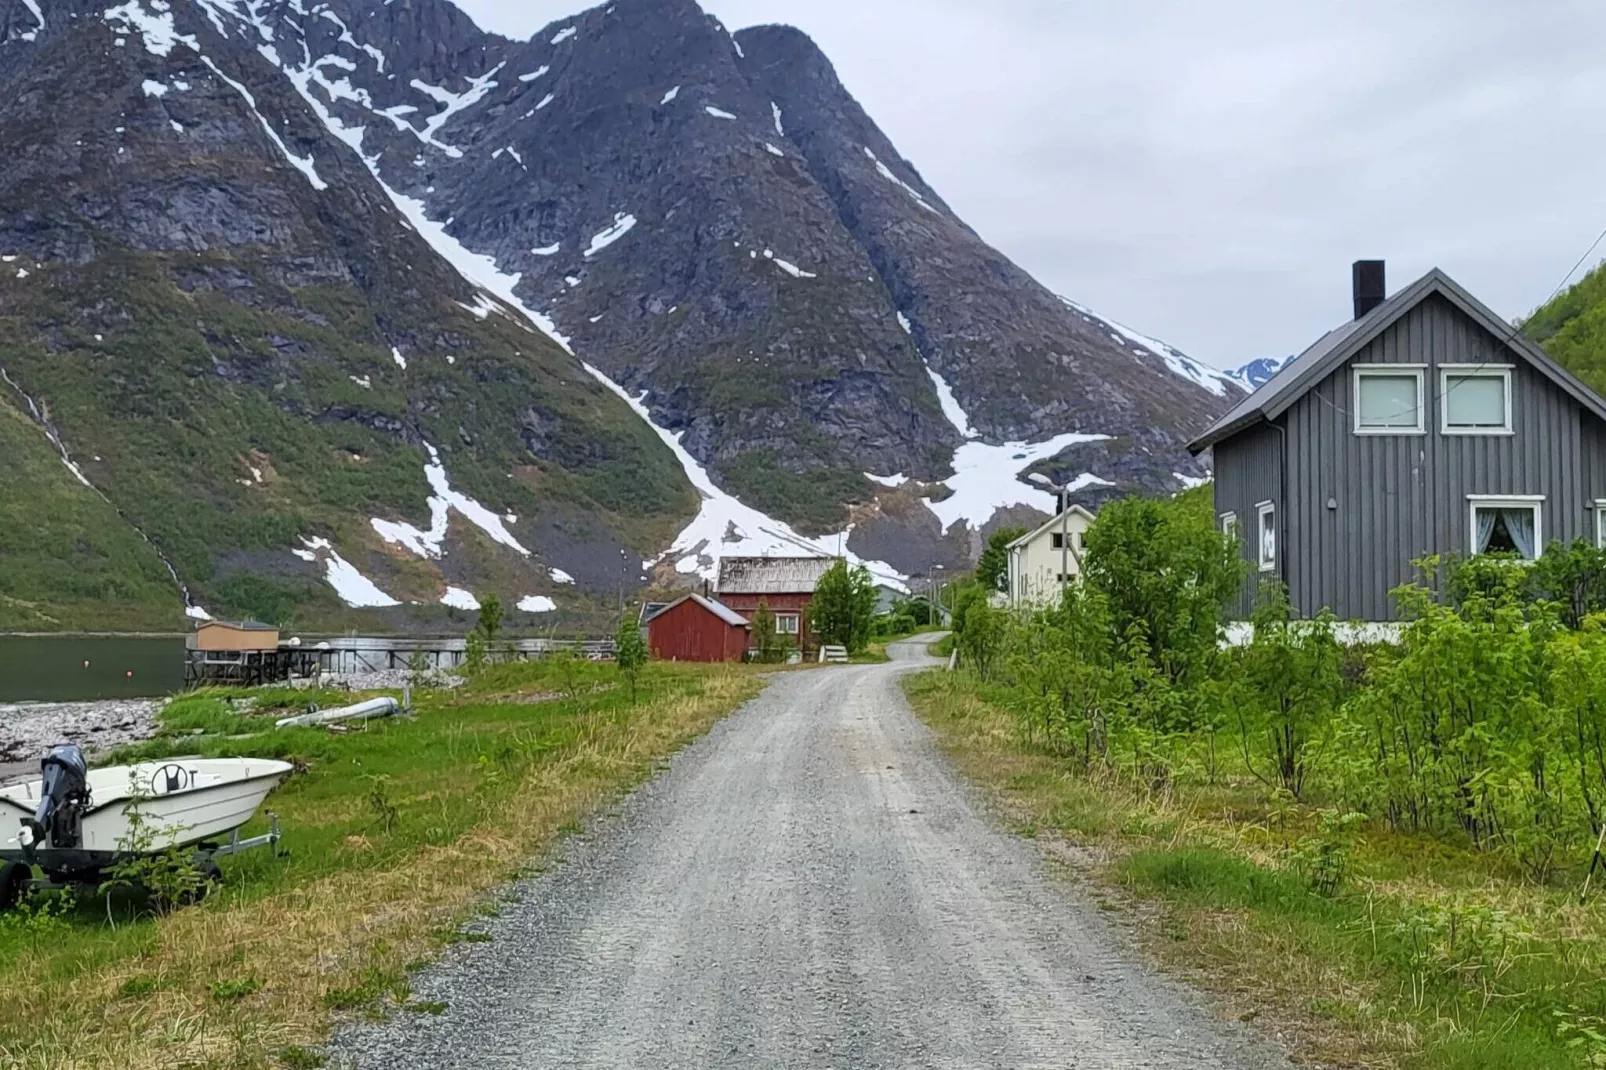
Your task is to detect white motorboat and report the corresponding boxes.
[0,746,292,896]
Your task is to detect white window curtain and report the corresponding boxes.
[1505,509,1536,559]
[1474,509,1497,554]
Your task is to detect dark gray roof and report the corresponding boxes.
[715,556,834,595]
[645,593,750,628]
[1189,267,1606,453]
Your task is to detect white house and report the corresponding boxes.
[1005,505,1097,606]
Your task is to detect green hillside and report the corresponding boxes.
[0,246,695,634]
[1524,260,1606,390]
[0,395,184,633]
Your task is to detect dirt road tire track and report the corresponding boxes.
[333,638,1291,1069]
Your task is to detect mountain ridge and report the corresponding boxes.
[0,0,1243,629]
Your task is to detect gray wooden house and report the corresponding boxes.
[1190,261,1606,621]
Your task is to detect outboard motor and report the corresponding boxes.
[18,745,89,854]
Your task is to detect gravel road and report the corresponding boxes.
[333,638,1291,1069]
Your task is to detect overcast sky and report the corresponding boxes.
[456,0,1606,370]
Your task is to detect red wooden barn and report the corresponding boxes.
[645,594,751,663]
[715,556,834,655]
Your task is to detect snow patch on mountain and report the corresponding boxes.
[917,359,1111,533]
[371,443,530,560]
[661,85,679,104]
[585,213,637,258]
[863,147,937,214]
[580,369,907,589]
[764,249,815,279]
[705,106,736,120]
[518,595,557,613]
[441,587,479,611]
[1057,295,1242,399]
[294,537,400,608]
[924,363,977,440]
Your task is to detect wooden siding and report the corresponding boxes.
[646,599,749,662]
[716,593,815,651]
[1212,422,1282,618]
[1274,293,1596,620]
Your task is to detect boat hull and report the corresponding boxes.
[0,758,292,855]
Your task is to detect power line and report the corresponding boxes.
[1307,224,1606,426]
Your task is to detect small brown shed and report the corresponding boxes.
[645,595,750,663]
[187,620,280,652]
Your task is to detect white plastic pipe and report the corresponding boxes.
[275,696,399,730]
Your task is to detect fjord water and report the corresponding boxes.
[0,636,183,701]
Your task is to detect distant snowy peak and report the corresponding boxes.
[1056,296,1246,399]
[1227,356,1289,391]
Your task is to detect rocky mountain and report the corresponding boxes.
[1228,357,1288,390]
[0,0,1244,630]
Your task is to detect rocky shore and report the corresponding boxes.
[0,699,162,765]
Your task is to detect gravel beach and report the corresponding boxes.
[331,637,1292,1070]
[0,699,161,767]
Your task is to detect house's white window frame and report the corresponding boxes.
[1220,511,1238,541]
[1256,500,1276,573]
[775,613,800,635]
[1595,501,1606,550]
[1440,363,1514,436]
[1352,364,1427,435]
[1467,494,1545,560]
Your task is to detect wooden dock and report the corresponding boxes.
[184,636,616,688]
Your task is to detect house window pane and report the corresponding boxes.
[1445,374,1506,429]
[1472,505,1539,561]
[1357,373,1420,428]
[1258,504,1276,571]
[776,614,800,635]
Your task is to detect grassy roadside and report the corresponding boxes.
[903,669,1606,1070]
[0,659,762,1070]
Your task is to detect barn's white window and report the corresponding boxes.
[1220,511,1238,541]
[1595,501,1606,550]
[775,614,800,635]
[1256,501,1276,572]
[1353,365,1425,434]
[1442,365,1513,434]
[1468,495,1543,561]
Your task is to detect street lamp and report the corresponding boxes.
[1028,473,1076,597]
[931,564,946,627]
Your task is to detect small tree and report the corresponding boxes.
[812,560,877,653]
[976,527,1026,594]
[751,599,790,663]
[614,614,647,704]
[1083,493,1245,689]
[476,593,504,644]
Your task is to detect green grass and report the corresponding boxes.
[903,669,1606,1070]
[0,659,762,1069]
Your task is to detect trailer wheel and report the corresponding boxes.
[182,858,224,906]
[0,861,32,911]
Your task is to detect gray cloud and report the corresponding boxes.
[454,0,1606,368]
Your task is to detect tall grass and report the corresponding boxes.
[0,660,759,1069]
